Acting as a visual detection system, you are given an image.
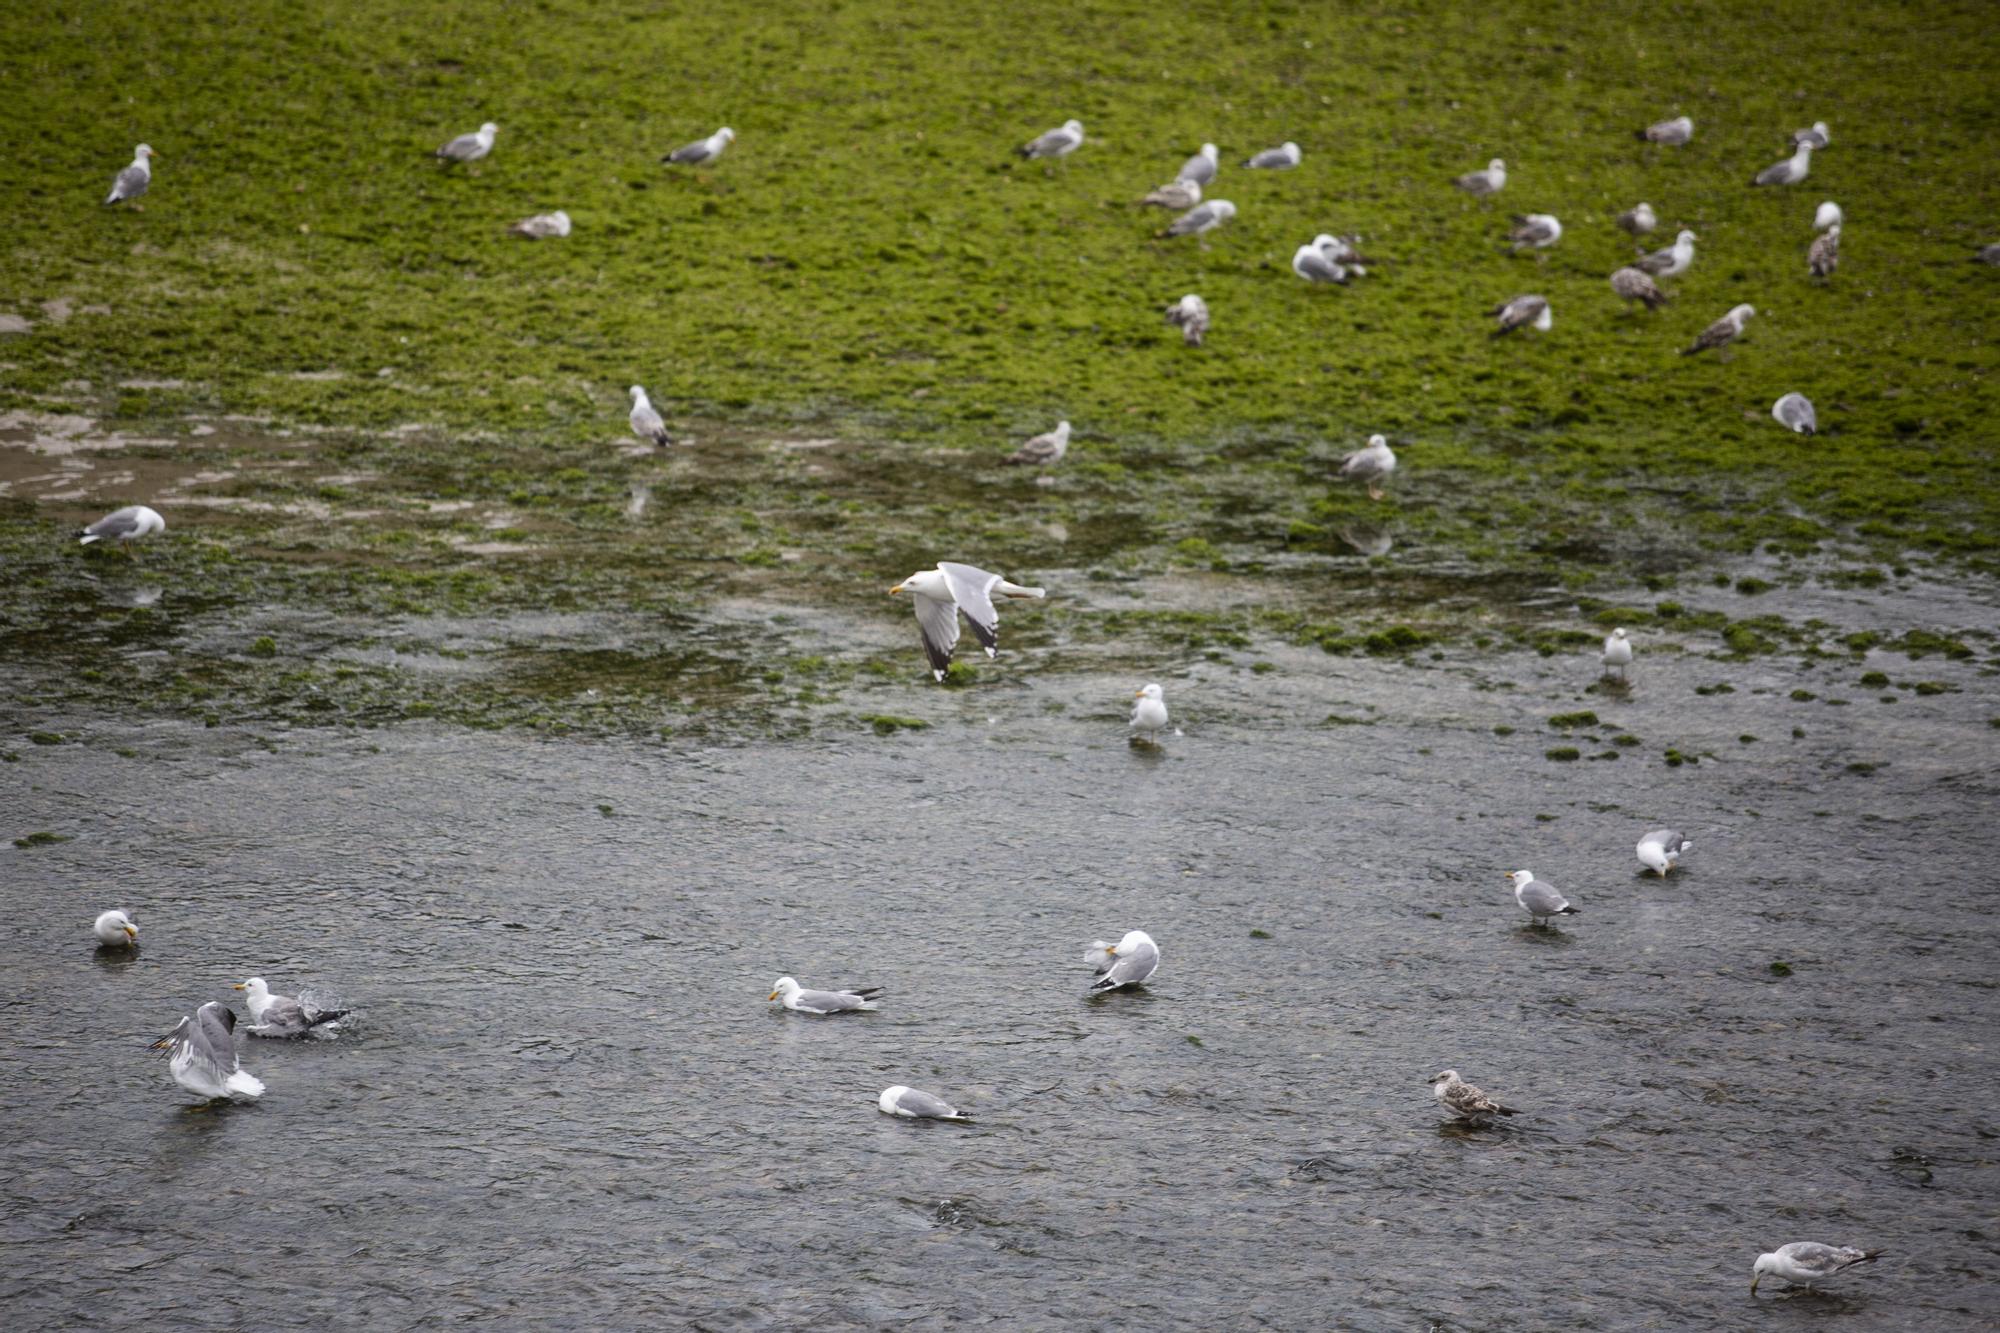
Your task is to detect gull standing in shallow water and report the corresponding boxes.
[1086,930,1160,992]
[1508,870,1576,926]
[1636,115,1694,145]
[1338,434,1397,500]
[79,505,165,546]
[1141,178,1201,209]
[1454,158,1507,196]
[1753,1243,1883,1295]
[1615,202,1657,235]
[879,1086,971,1121]
[1429,1069,1518,1121]
[509,210,571,239]
[1603,627,1634,677]
[233,977,349,1038]
[1164,199,1236,238]
[104,144,155,206]
[1003,420,1069,467]
[1164,294,1210,346]
[435,123,497,163]
[152,1002,264,1102]
[1637,829,1691,877]
[1177,143,1219,185]
[664,127,734,166]
[1130,683,1169,741]
[768,977,882,1014]
[627,386,672,448]
[1683,304,1755,356]
[1243,141,1301,169]
[1611,266,1670,311]
[1019,119,1083,160]
[1773,392,1817,434]
[1753,141,1814,187]
[1490,294,1551,336]
[93,909,138,947]
[889,563,1046,681]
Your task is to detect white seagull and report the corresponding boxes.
[1610,266,1670,311]
[232,977,350,1038]
[1753,141,1814,187]
[1772,392,1817,435]
[1243,141,1301,169]
[1615,202,1657,235]
[1683,304,1755,356]
[79,505,165,546]
[1790,122,1831,150]
[1752,1243,1883,1295]
[1338,434,1397,500]
[889,562,1046,681]
[1164,294,1210,346]
[1602,627,1634,677]
[435,123,497,163]
[509,210,571,239]
[1454,158,1507,196]
[1815,201,1843,230]
[1507,213,1562,252]
[664,127,735,166]
[1292,242,1349,285]
[768,977,883,1014]
[1130,683,1169,740]
[1508,869,1577,926]
[627,386,672,448]
[93,909,138,947]
[1163,199,1236,238]
[1636,115,1694,145]
[1086,930,1160,992]
[1636,830,1691,877]
[1490,294,1551,336]
[1808,225,1840,279]
[878,1086,971,1121]
[104,144,156,206]
[1141,179,1201,209]
[1019,119,1084,160]
[1635,229,1696,278]
[1315,233,1377,274]
[1429,1069,1518,1121]
[1003,420,1070,467]
[150,1001,264,1102]
[1177,143,1220,185]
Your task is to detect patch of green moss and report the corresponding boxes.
[1544,747,1580,762]
[860,713,930,734]
[1547,711,1598,729]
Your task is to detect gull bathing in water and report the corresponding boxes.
[1508,870,1577,926]
[1636,115,1693,145]
[1808,225,1841,279]
[233,977,349,1038]
[1636,830,1691,877]
[1507,213,1562,253]
[1753,141,1814,187]
[509,210,571,239]
[1615,202,1657,235]
[1429,1069,1518,1122]
[769,977,883,1014]
[879,1085,971,1121]
[1177,143,1219,185]
[1490,294,1551,336]
[1086,930,1160,992]
[1141,179,1201,209]
[93,909,138,947]
[79,505,165,546]
[1164,294,1210,346]
[1163,199,1236,238]
[627,386,672,448]
[435,123,497,164]
[1603,627,1634,677]
[1772,392,1816,435]
[151,1002,264,1102]
[1003,420,1070,468]
[1454,158,1506,196]
[1791,121,1831,151]
[1338,434,1397,500]
[889,562,1045,681]
[1019,119,1083,160]
[1635,229,1696,278]
[1243,141,1301,169]
[664,127,735,166]
[1130,683,1169,740]
[1610,266,1670,311]
[1683,304,1755,356]
[104,144,155,206]
[1753,1243,1883,1295]
[1292,242,1350,285]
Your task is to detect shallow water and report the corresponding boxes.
[5,636,1998,1329]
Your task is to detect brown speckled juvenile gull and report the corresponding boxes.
[1490,293,1550,336]
[1808,225,1841,278]
[1610,266,1670,310]
[1428,1069,1517,1121]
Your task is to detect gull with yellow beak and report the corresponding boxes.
[232,977,350,1038]
[1086,930,1160,992]
[93,909,139,947]
[889,562,1045,681]
[1752,1242,1884,1295]
[1130,683,1169,741]
[768,977,882,1014]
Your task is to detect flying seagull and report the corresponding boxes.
[509,210,571,239]
[1163,199,1236,238]
[1753,141,1814,187]
[1292,242,1349,285]
[1019,119,1084,160]
[1164,293,1210,346]
[1141,179,1201,209]
[1635,229,1696,278]
[1790,121,1831,150]
[1429,1069,1518,1121]
[1615,202,1657,235]
[627,386,672,448]
[1086,930,1160,992]
[1772,392,1816,434]
[93,909,138,947]
[1610,266,1670,311]
[1508,869,1576,926]
[1338,434,1397,500]
[1130,684,1169,740]
[878,1085,971,1121]
[151,1001,264,1102]
[1177,143,1219,185]
[79,505,165,546]
[232,977,350,1038]
[1636,829,1691,877]
[1490,294,1551,336]
[1808,224,1840,279]
[768,977,883,1014]
[1003,420,1070,467]
[1454,158,1507,196]
[1243,141,1301,169]
[1682,303,1755,355]
[889,562,1046,681]
[1752,1243,1883,1295]
[104,144,155,206]
[1814,201,1843,230]
[1507,213,1562,252]
[1603,627,1634,677]
[664,127,735,166]
[435,123,497,163]
[1636,115,1693,145]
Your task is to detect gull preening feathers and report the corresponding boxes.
[1164,294,1210,346]
[1003,420,1070,467]
[79,505,165,546]
[509,210,571,239]
[1772,392,1817,435]
[1615,202,1657,235]
[1507,213,1562,252]
[665,127,735,166]
[1636,115,1694,145]
[1508,870,1576,926]
[1635,229,1696,278]
[1753,141,1814,187]
[878,1085,971,1121]
[1815,201,1843,231]
[768,977,883,1014]
[93,909,138,947]
[1243,141,1301,170]
[1636,829,1691,877]
[1790,121,1831,151]
[1603,627,1634,677]
[1177,143,1219,185]
[1164,199,1236,238]
[627,386,672,448]
[1610,266,1670,311]
[1683,304,1755,356]
[105,144,155,206]
[1490,294,1551,336]
[1019,119,1084,160]
[1808,225,1841,278]
[1338,434,1397,500]
[1752,1243,1883,1295]
[1292,242,1350,285]
[1130,683,1169,740]
[151,1001,264,1102]
[435,123,497,163]
[1086,930,1160,992]
[1315,233,1377,275]
[233,977,350,1038]
[1454,158,1507,196]
[1429,1069,1518,1121]
[1141,179,1201,209]
[889,562,1045,681]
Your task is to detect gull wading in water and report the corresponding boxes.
[1610,266,1670,311]
[1429,1069,1518,1121]
[664,127,735,166]
[878,1085,971,1121]
[1164,199,1236,239]
[79,505,165,546]
[1773,392,1817,435]
[1003,420,1070,468]
[1164,293,1210,346]
[509,210,571,239]
[1454,158,1507,196]
[889,562,1046,681]
[1086,930,1160,992]
[1490,294,1551,336]
[1507,213,1562,252]
[769,977,883,1014]
[1141,178,1201,209]
[1683,304,1755,356]
[1177,143,1219,186]
[1603,627,1634,677]
[1508,870,1577,926]
[1752,1243,1883,1295]
[1019,119,1084,160]
[1243,141,1301,170]
[1636,115,1694,145]
[94,909,138,947]
[1130,683,1169,740]
[1636,829,1691,877]
[151,1001,264,1102]
[1338,434,1397,500]
[233,977,350,1038]
[1615,201,1657,235]
[1753,141,1814,187]
[627,386,672,448]
[104,144,155,206]
[1636,229,1696,278]
[435,123,497,164]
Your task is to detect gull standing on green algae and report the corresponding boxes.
[1086,930,1160,992]
[104,144,154,206]
[1615,201,1657,235]
[1611,266,1670,311]
[664,127,734,165]
[877,1086,971,1121]
[1490,293,1550,336]
[79,505,164,546]
[1454,158,1506,196]
[1809,225,1841,279]
[1164,199,1236,238]
[1753,140,1814,186]
[1141,178,1201,209]
[1752,1242,1883,1295]
[1602,627,1634,677]
[1636,115,1694,145]
[1508,870,1577,926]
[1130,683,1169,741]
[1636,229,1696,278]
[1683,304,1755,356]
[1002,420,1069,467]
[1790,121,1831,150]
[1243,141,1301,169]
[1637,829,1691,876]
[1815,201,1843,230]
[1292,241,1349,285]
[1176,143,1219,185]
[1507,213,1562,253]
[233,977,350,1038]
[1164,294,1209,346]
[93,909,138,947]
[1337,435,1397,500]
[1428,1069,1518,1121]
[509,210,570,239]
[889,563,1046,682]
[151,1002,264,1102]
[1773,392,1817,434]
[1315,233,1376,276]
[1019,119,1084,160]
[434,123,497,163]
[627,386,672,448]
[768,977,883,1014]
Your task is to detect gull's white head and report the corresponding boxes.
[1063,120,1083,135]
[1200,143,1218,160]
[888,568,947,599]
[1211,201,1237,220]
[768,976,799,1002]
[1752,1252,1781,1293]
[1507,870,1535,889]
[717,127,736,143]
[1638,841,1672,875]
[1282,141,1300,154]
[1826,223,1841,239]
[1796,140,1815,156]
[1110,929,1153,955]
[1675,229,1697,247]
[232,977,271,999]
[1731,304,1756,322]
[1428,1069,1460,1087]
[134,144,155,160]
[1815,201,1842,229]
[93,909,138,944]
[1610,628,1628,641]
[1134,682,1164,701]
[1367,434,1388,450]
[629,385,647,400]
[1810,121,1828,136]
[480,123,498,137]
[1489,158,1505,172]
[878,1085,911,1113]
[1054,420,1071,438]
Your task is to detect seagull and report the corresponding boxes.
[232,977,350,1038]
[93,909,138,947]
[878,1085,971,1121]
[1636,115,1694,145]
[889,562,1046,681]
[1772,392,1817,434]
[1682,304,1755,356]
[1243,141,1301,169]
[664,127,735,166]
[1610,266,1670,311]
[1603,627,1634,677]
[150,1001,264,1102]
[1086,930,1160,992]
[1808,224,1840,279]
[1019,119,1083,160]
[1177,143,1220,185]
[104,144,155,206]
[1163,199,1236,238]
[1982,243,2000,266]
[1292,242,1349,285]
[1635,229,1697,278]
[1508,870,1577,926]
[1615,202,1657,235]
[1790,121,1831,151]
[1314,233,1378,274]
[1130,683,1169,740]
[627,386,672,448]
[1454,158,1506,196]
[435,123,497,163]
[509,210,571,239]
[1753,141,1814,187]
[79,505,165,546]
[1752,1243,1884,1295]
[1337,434,1397,500]
[1814,201,1843,230]
[1141,179,1201,209]
[1164,294,1210,346]
[1429,1069,1518,1121]
[1636,830,1691,877]
[768,977,883,1014]
[1490,294,1551,336]
[1003,420,1070,467]
[1506,213,1562,252]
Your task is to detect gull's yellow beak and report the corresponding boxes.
[231,983,246,991]
[123,926,138,940]
[1105,946,1118,956]
[888,584,903,596]
[767,991,780,1001]
[1750,1276,1761,1295]
[1133,690,1144,698]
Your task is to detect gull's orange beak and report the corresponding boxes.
[1133,690,1144,698]
[767,991,780,1001]
[123,926,137,940]
[231,983,246,990]
[888,584,903,596]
